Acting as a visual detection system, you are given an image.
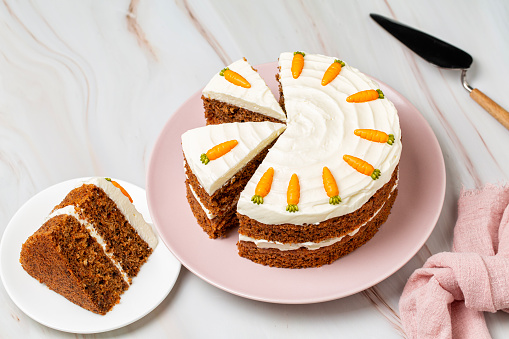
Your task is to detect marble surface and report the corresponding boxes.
[1,0,508,337]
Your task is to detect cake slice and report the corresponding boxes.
[19,178,158,315]
[182,121,286,238]
[202,58,286,124]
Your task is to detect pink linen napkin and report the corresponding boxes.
[399,184,509,339]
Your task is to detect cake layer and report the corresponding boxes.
[237,52,402,225]
[188,184,216,219]
[48,205,130,284]
[83,178,158,249]
[238,166,398,244]
[203,97,285,125]
[54,181,154,278]
[202,58,286,122]
[185,183,239,238]
[237,187,398,268]
[20,214,128,314]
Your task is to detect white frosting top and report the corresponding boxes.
[182,121,286,196]
[83,178,158,249]
[202,58,286,121]
[236,52,402,225]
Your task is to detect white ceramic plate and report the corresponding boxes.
[0,178,181,333]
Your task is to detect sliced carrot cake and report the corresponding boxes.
[202,58,286,125]
[182,121,286,238]
[20,178,158,314]
[185,52,402,268]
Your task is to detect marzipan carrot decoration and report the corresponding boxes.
[219,68,251,88]
[200,140,238,165]
[321,59,345,86]
[291,51,305,79]
[322,167,341,205]
[346,89,384,103]
[286,173,300,212]
[252,167,275,205]
[343,155,381,180]
[105,178,133,203]
[354,129,395,145]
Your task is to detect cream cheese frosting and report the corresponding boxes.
[182,121,286,196]
[202,58,287,121]
[236,52,402,225]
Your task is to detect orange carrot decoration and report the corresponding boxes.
[252,167,275,205]
[286,173,300,212]
[291,51,305,79]
[105,178,133,203]
[219,68,251,88]
[200,140,238,164]
[343,155,381,180]
[354,129,395,145]
[321,59,345,86]
[322,167,341,205]
[346,89,384,103]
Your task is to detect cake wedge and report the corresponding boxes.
[182,121,286,238]
[202,58,286,124]
[19,178,158,314]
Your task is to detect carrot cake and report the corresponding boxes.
[186,52,402,268]
[19,177,158,314]
[182,121,286,238]
[202,58,286,125]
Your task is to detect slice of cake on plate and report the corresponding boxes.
[202,58,286,125]
[182,121,286,238]
[19,178,158,314]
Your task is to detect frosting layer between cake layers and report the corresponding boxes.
[239,171,399,250]
[182,121,286,196]
[48,205,131,284]
[237,52,402,225]
[202,58,287,122]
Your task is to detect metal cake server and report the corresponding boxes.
[370,13,509,131]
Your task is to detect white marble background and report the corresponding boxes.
[1,0,509,338]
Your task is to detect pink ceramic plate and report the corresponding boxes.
[146,62,446,304]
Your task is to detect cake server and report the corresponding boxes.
[370,13,509,131]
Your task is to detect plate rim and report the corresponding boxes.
[146,61,446,304]
[0,177,181,333]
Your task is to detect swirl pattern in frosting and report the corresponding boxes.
[236,52,402,225]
